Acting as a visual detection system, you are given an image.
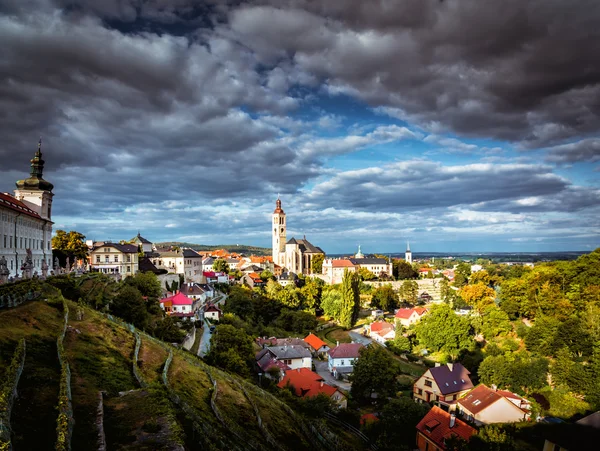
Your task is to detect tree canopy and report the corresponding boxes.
[414,304,473,359]
[52,229,88,259]
[350,345,398,402]
[212,258,230,274]
[370,284,397,311]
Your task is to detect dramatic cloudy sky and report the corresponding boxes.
[1,0,599,253]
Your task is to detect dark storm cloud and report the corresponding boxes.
[544,139,600,164]
[228,0,600,147]
[302,161,593,213]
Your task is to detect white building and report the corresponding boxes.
[0,141,54,279]
[271,198,324,275]
[89,243,139,275]
[263,345,312,370]
[151,248,203,282]
[405,241,412,264]
[327,343,364,379]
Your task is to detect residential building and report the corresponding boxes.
[415,406,476,451]
[368,321,396,344]
[130,233,153,255]
[456,384,530,426]
[0,140,54,279]
[328,342,364,380]
[258,345,312,370]
[257,337,310,351]
[304,333,329,357]
[277,368,347,408]
[413,363,474,408]
[242,272,264,288]
[179,282,209,303]
[159,292,197,321]
[278,271,298,287]
[395,307,429,327]
[348,255,393,279]
[271,197,325,275]
[151,248,203,282]
[322,249,393,285]
[204,303,222,321]
[322,259,356,284]
[89,243,139,275]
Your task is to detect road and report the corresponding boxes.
[348,330,373,346]
[314,360,352,392]
[197,289,227,357]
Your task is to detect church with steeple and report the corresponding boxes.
[271,197,324,275]
[0,140,54,280]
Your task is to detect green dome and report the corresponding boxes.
[16,140,53,192]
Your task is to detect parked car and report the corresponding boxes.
[209,325,216,333]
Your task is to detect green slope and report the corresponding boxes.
[0,299,358,451]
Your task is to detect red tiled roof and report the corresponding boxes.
[395,307,427,319]
[416,406,476,449]
[161,292,193,306]
[277,368,339,398]
[304,333,327,351]
[370,321,394,334]
[328,343,364,359]
[0,192,43,220]
[459,385,528,416]
[331,259,355,267]
[360,413,379,425]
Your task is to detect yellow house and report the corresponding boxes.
[413,363,474,409]
[89,243,139,275]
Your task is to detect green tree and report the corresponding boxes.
[479,305,512,340]
[387,334,411,355]
[124,271,162,300]
[212,259,230,274]
[300,278,322,311]
[260,269,274,281]
[277,285,301,309]
[371,284,397,311]
[350,345,398,402]
[470,424,515,451]
[52,229,89,259]
[321,288,342,320]
[398,280,418,305]
[358,267,376,281]
[311,253,325,274]
[339,269,360,329]
[415,304,473,359]
[111,285,148,329]
[206,324,254,376]
[458,283,496,313]
[393,260,418,280]
[273,310,317,334]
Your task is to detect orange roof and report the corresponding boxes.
[360,413,379,425]
[395,307,428,319]
[370,321,394,334]
[304,333,327,351]
[419,267,433,272]
[0,192,43,220]
[416,406,475,448]
[331,259,355,267]
[277,368,338,398]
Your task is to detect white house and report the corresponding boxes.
[328,343,364,379]
[395,307,428,328]
[89,243,139,275]
[264,345,312,370]
[159,292,196,321]
[204,303,222,321]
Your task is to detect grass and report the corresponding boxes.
[65,302,137,450]
[103,386,185,450]
[0,301,64,450]
[137,337,168,385]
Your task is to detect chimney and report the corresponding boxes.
[491,384,497,391]
[448,363,454,372]
[435,362,441,367]
[337,341,339,347]
[449,414,456,429]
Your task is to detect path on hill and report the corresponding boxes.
[198,290,227,357]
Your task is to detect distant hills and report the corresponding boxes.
[155,242,271,256]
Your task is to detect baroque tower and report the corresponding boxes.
[405,241,412,264]
[14,139,54,221]
[272,197,286,266]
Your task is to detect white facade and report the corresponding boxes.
[328,356,358,372]
[89,244,139,275]
[405,241,412,264]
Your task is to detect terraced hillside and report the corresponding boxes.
[0,298,361,451]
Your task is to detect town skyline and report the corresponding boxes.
[1,1,599,253]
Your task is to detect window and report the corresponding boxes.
[3,235,5,248]
[20,237,23,248]
[10,236,13,248]
[105,256,109,263]
[425,380,433,387]
[96,256,100,263]
[126,255,131,262]
[418,388,423,395]
[341,360,345,365]
[114,255,119,262]
[127,266,131,273]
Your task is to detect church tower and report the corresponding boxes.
[405,241,412,264]
[14,139,54,221]
[272,197,286,266]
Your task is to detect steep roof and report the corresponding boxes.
[92,242,138,254]
[330,259,355,268]
[161,292,193,306]
[427,363,473,395]
[256,349,290,372]
[416,406,476,448]
[458,385,528,416]
[328,343,364,359]
[0,193,42,220]
[182,248,201,258]
[179,283,206,296]
[370,321,394,334]
[131,233,152,244]
[277,368,338,398]
[296,239,324,254]
[268,344,311,360]
[395,307,428,319]
[257,337,309,348]
[304,333,328,351]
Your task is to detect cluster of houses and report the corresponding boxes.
[157,282,223,322]
[254,333,366,409]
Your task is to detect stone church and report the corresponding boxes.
[271,198,324,275]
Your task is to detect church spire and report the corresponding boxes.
[406,241,410,252]
[16,138,54,192]
[274,196,284,214]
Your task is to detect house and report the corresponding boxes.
[225,257,241,271]
[259,345,312,370]
[415,406,476,451]
[322,259,357,285]
[348,255,393,279]
[368,321,396,344]
[413,363,474,409]
[130,233,153,255]
[277,368,347,408]
[204,303,222,321]
[257,337,311,352]
[179,282,209,303]
[278,271,298,287]
[395,307,428,327]
[304,333,329,357]
[255,349,290,380]
[242,272,264,288]
[456,384,530,426]
[89,242,139,275]
[328,342,364,380]
[159,292,196,321]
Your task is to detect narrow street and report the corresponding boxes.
[197,289,227,358]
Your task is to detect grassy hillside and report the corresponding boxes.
[155,242,271,256]
[0,298,359,451]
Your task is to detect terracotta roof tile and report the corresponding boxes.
[328,343,364,359]
[304,333,327,351]
[278,368,339,398]
[416,406,476,449]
